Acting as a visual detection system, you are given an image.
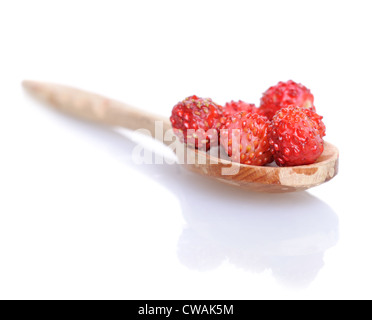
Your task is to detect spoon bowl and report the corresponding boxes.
[181,141,338,192]
[22,80,339,193]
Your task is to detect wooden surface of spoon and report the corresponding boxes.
[22,80,339,193]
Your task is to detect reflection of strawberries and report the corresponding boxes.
[170,95,223,150]
[223,100,258,117]
[269,106,325,166]
[260,80,315,120]
[220,112,273,166]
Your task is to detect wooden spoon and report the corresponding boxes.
[22,80,339,193]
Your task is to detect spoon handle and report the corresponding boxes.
[22,80,172,140]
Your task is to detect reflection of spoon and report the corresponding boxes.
[176,189,339,288]
[23,80,339,193]
[128,153,339,288]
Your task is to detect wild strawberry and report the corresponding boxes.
[170,95,223,150]
[304,108,326,138]
[269,106,325,166]
[220,112,273,166]
[223,100,259,117]
[260,80,315,120]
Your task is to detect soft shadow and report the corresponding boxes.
[133,158,339,289]
[30,111,339,289]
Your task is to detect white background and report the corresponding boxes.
[0,0,371,300]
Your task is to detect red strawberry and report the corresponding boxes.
[304,107,326,138]
[269,106,325,166]
[220,112,273,166]
[170,95,223,150]
[223,100,259,117]
[260,80,315,120]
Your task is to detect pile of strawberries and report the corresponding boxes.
[170,80,326,167]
